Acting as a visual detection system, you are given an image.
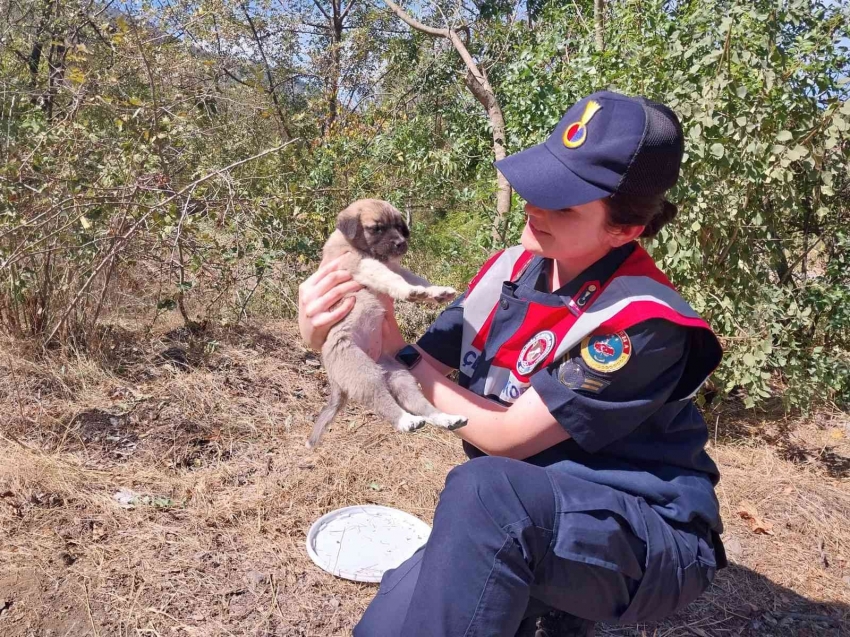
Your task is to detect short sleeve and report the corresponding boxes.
[416,291,466,369]
[529,319,689,454]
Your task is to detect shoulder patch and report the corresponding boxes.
[580,331,632,373]
[517,330,556,376]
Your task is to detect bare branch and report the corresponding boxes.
[312,0,332,21]
[383,0,449,37]
[241,3,293,140]
[340,0,358,21]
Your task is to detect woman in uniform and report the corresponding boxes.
[298,91,726,637]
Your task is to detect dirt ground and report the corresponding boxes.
[1,318,849,636]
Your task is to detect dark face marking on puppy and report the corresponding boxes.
[337,199,409,261]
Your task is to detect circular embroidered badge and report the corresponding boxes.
[563,122,587,147]
[516,330,556,376]
[562,100,603,149]
[580,331,632,373]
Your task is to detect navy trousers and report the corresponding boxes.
[354,457,717,637]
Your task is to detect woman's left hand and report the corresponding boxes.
[381,298,407,356]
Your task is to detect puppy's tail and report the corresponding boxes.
[306,382,347,449]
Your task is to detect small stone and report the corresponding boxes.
[247,570,267,585]
[724,536,743,560]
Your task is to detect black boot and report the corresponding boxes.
[515,611,596,637]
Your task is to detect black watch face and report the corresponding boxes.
[397,346,421,368]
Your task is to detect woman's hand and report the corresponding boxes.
[380,297,407,356]
[298,255,362,350]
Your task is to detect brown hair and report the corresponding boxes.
[603,194,678,238]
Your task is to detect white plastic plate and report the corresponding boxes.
[306,505,431,583]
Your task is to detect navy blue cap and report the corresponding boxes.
[495,91,684,210]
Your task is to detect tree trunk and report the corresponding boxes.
[326,13,342,134]
[27,0,55,96]
[44,39,66,120]
[594,0,605,52]
[383,0,512,243]
[464,68,511,242]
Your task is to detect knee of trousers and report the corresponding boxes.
[439,457,556,567]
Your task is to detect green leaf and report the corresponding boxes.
[776,130,793,141]
[743,353,756,366]
[709,143,725,158]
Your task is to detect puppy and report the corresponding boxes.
[306,199,468,448]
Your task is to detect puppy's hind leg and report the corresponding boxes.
[330,344,427,434]
[381,358,468,431]
[307,382,347,449]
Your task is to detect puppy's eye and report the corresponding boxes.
[399,225,410,238]
[366,225,385,233]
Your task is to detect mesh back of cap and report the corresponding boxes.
[616,98,683,197]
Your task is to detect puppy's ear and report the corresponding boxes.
[337,215,360,241]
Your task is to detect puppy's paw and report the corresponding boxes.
[428,413,468,431]
[395,413,427,433]
[407,286,431,303]
[426,286,457,304]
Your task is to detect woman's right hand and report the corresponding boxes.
[298,255,363,350]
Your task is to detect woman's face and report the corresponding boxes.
[520,199,637,263]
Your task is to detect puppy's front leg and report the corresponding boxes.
[354,259,456,304]
[388,265,431,288]
[388,265,457,304]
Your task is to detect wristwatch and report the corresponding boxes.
[395,344,422,370]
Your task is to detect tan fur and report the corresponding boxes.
[307,199,467,448]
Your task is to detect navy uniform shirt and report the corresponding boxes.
[417,243,723,534]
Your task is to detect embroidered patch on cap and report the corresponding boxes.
[580,331,632,373]
[562,100,603,149]
[557,359,611,394]
[517,330,556,376]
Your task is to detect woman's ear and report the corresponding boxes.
[609,224,644,247]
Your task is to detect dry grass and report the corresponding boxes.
[1,317,849,636]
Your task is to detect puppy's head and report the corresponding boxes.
[336,199,410,262]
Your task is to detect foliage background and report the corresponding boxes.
[1,0,849,410]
